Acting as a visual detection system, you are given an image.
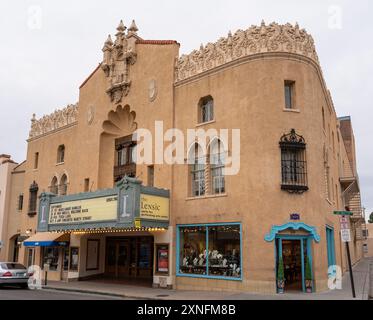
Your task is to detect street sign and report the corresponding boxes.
[341,229,351,243]
[334,211,353,216]
[340,222,349,230]
[340,216,348,223]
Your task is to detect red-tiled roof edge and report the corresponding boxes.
[79,63,101,89]
[136,40,180,45]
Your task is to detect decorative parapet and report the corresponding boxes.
[29,104,78,139]
[101,20,139,104]
[176,21,319,82]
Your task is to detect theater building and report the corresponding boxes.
[2,19,365,293]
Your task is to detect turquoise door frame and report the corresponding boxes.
[275,235,313,293]
[326,226,336,271]
[265,222,320,294]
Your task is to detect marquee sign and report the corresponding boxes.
[37,177,170,232]
[48,196,118,225]
[140,194,169,221]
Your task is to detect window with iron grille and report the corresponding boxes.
[280,129,308,193]
[114,135,137,183]
[28,181,38,216]
[17,194,23,211]
[199,96,214,123]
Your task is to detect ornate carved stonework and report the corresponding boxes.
[29,104,78,139]
[176,21,319,82]
[101,20,138,104]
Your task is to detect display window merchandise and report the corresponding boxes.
[177,223,242,280]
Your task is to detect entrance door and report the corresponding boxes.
[282,240,303,291]
[105,237,153,282]
[117,241,130,278]
[276,237,311,293]
[61,248,69,281]
[105,240,118,277]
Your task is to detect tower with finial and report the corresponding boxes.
[102,35,113,75]
[101,19,138,104]
[128,20,139,36]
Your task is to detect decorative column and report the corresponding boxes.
[37,192,56,232]
[116,176,142,225]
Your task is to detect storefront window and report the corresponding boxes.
[179,226,207,275]
[63,248,69,271]
[42,247,59,271]
[208,225,241,278]
[178,224,241,280]
[70,248,79,271]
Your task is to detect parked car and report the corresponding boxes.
[0,262,30,289]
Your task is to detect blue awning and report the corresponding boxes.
[23,232,69,247]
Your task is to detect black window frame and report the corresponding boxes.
[279,129,308,193]
[28,181,39,216]
[18,194,24,211]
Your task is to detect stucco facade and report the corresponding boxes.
[1,20,365,294]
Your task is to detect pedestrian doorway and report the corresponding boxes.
[105,236,154,285]
[275,236,313,293]
[279,240,303,291]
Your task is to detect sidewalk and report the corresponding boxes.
[44,258,372,300]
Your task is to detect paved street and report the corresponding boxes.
[0,287,130,300]
[0,258,371,300]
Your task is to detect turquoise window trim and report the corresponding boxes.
[176,222,242,281]
[265,222,321,243]
[326,225,336,269]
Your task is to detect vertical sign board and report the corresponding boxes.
[340,216,351,243]
[334,211,355,298]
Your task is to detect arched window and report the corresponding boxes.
[279,129,308,193]
[59,174,68,196]
[209,139,225,194]
[50,176,58,194]
[189,144,205,197]
[57,145,65,163]
[199,96,214,124]
[28,181,39,216]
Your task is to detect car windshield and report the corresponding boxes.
[1,263,26,270]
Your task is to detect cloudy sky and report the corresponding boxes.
[0,0,372,219]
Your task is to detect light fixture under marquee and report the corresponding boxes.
[51,227,167,235]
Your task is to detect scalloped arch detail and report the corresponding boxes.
[102,105,137,136]
[264,222,321,243]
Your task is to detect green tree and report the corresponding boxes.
[305,257,312,281]
[277,257,284,280]
[369,212,373,224]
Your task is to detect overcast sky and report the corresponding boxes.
[0,0,372,219]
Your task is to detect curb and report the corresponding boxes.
[43,286,161,300]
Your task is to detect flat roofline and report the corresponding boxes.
[338,116,351,121]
